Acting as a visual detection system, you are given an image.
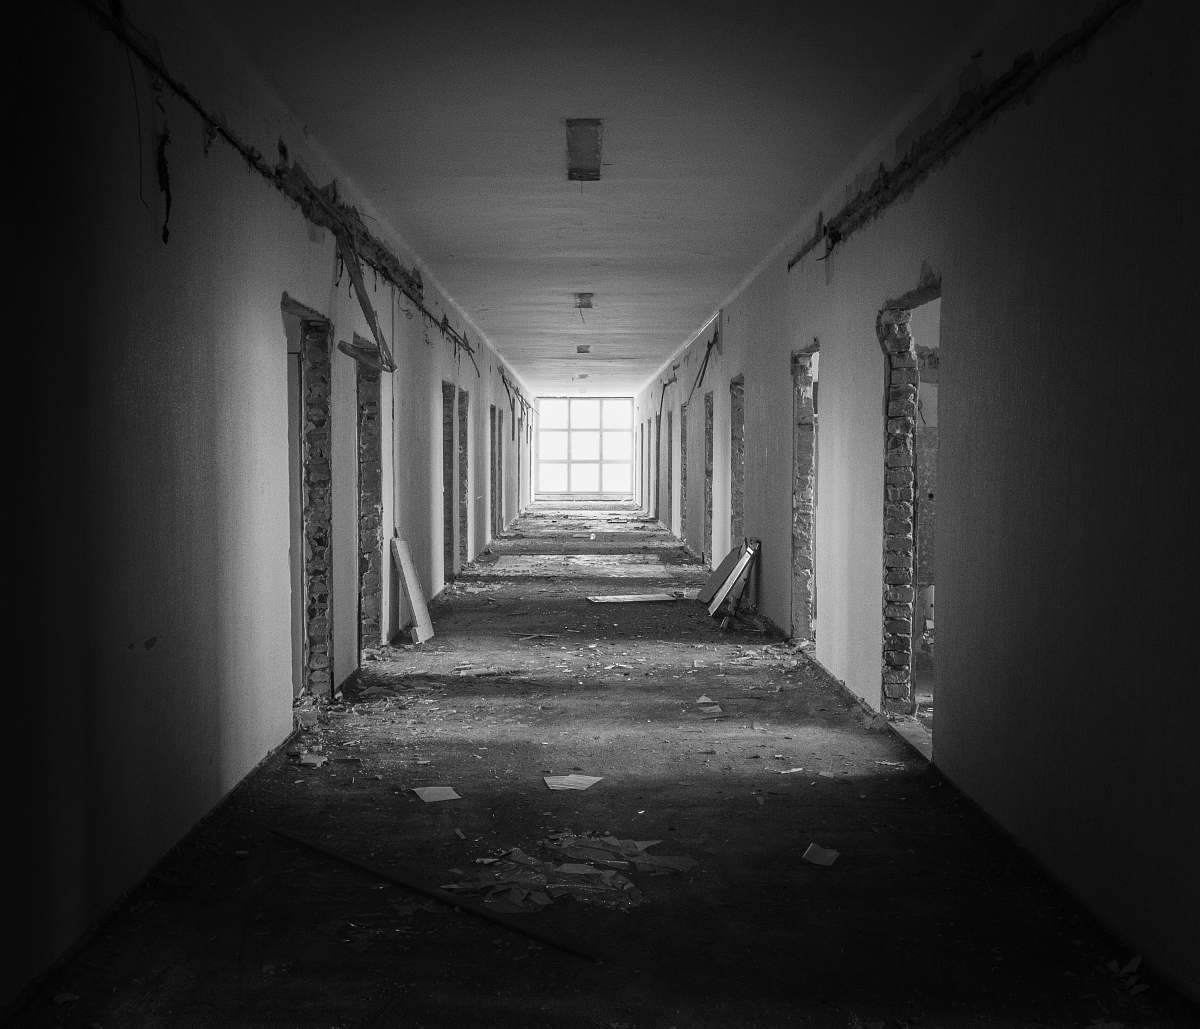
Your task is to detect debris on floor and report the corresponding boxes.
[802,842,840,866]
[544,774,602,790]
[543,834,700,875]
[21,502,1198,1027]
[413,786,461,802]
[443,833,700,914]
[443,846,644,912]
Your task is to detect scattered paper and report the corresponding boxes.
[802,842,840,866]
[544,774,602,790]
[778,767,806,774]
[413,786,461,802]
[299,753,328,767]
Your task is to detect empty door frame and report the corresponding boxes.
[282,294,335,698]
[877,279,940,712]
[458,388,469,566]
[791,347,818,641]
[441,383,456,582]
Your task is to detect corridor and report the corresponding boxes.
[12,506,1195,1028]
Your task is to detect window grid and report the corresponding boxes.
[536,397,633,496]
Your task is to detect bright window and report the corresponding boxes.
[536,397,634,496]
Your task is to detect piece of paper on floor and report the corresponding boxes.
[802,842,839,866]
[544,774,602,790]
[299,753,328,767]
[413,786,461,802]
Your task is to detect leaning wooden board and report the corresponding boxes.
[698,544,743,604]
[391,539,434,643]
[707,540,759,617]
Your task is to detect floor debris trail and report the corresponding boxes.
[12,500,1197,1028]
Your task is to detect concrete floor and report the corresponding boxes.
[12,503,1198,1027]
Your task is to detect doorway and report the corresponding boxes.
[442,382,455,582]
[666,409,674,534]
[282,295,334,698]
[458,388,469,566]
[490,403,504,536]
[729,375,745,543]
[679,402,688,547]
[909,300,940,731]
[877,293,940,730]
[791,347,818,642]
[703,391,714,564]
[286,349,303,695]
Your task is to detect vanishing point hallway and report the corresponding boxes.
[13,504,1196,1027]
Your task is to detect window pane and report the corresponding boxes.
[603,399,632,428]
[539,399,568,428]
[603,463,632,492]
[602,431,631,461]
[571,399,600,428]
[539,463,568,492]
[539,431,568,461]
[570,431,600,460]
[570,464,600,492]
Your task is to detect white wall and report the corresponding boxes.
[11,0,530,1006]
[637,0,1199,995]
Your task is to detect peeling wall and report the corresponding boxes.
[11,0,530,1005]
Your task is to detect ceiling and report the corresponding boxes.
[204,0,991,396]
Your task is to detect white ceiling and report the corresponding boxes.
[205,0,991,395]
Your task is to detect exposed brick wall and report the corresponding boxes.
[878,309,919,710]
[730,375,746,542]
[300,321,333,695]
[703,392,714,564]
[356,363,383,650]
[791,352,817,640]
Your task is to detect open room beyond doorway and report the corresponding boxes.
[535,397,633,501]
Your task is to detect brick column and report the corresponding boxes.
[300,321,333,696]
[356,363,383,650]
[791,351,817,640]
[878,309,918,710]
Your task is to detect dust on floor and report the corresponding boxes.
[11,503,1197,1028]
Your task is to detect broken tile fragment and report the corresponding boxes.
[802,842,839,867]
